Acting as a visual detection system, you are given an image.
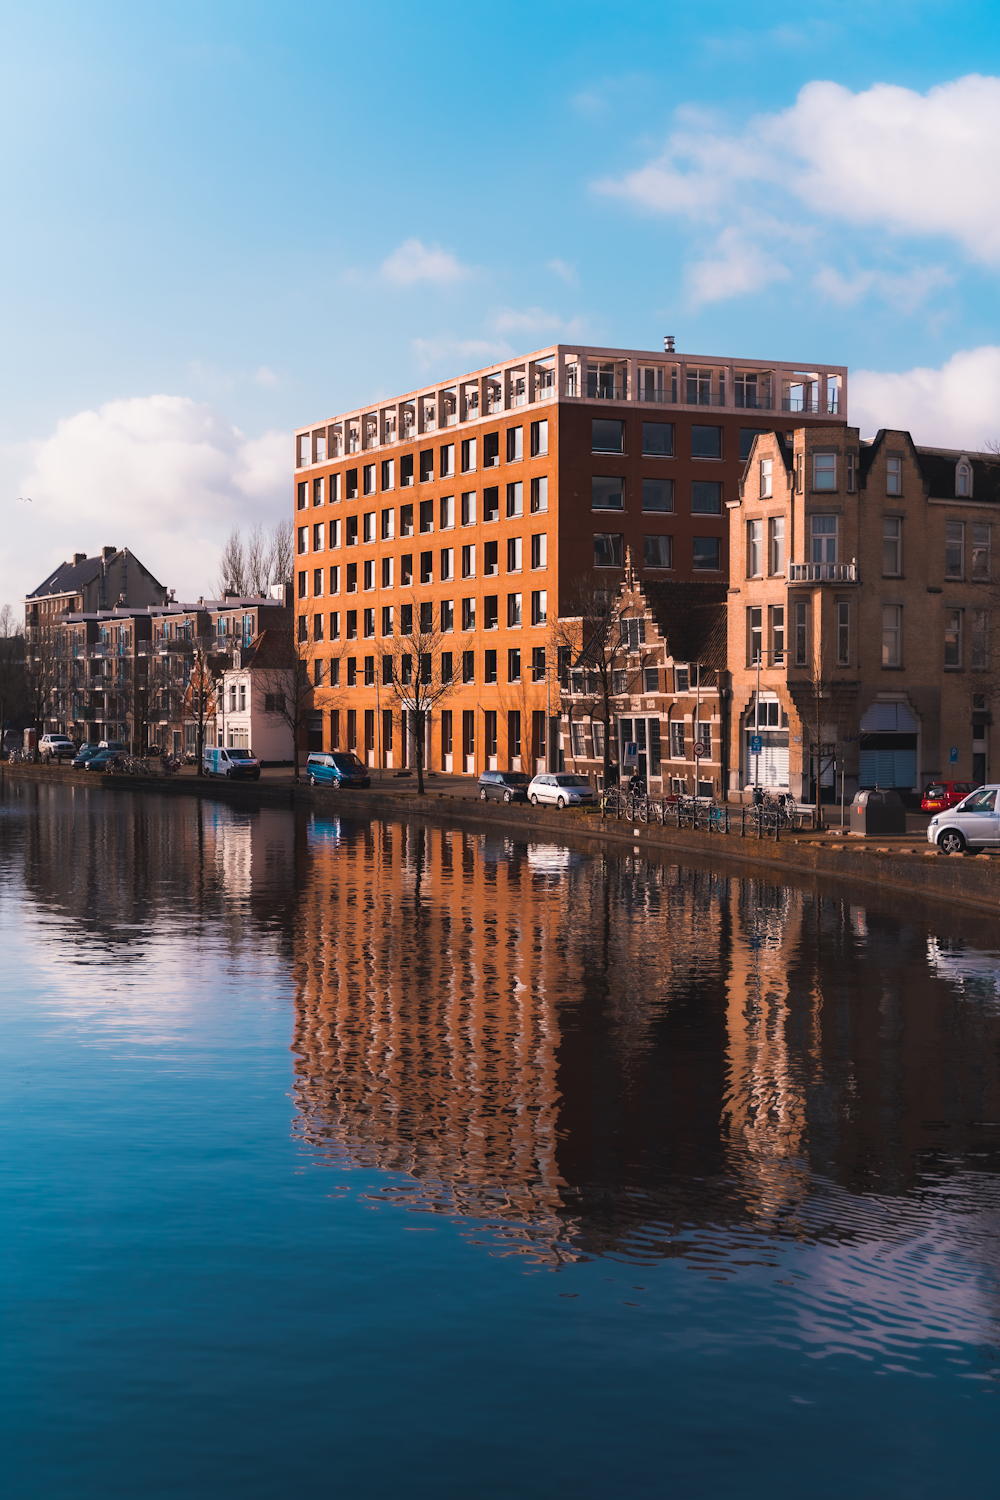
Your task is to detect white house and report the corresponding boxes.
[216,630,294,765]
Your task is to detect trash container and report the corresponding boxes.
[850,788,906,836]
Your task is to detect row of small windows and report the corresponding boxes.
[594,420,770,462]
[745,514,991,579]
[296,423,549,508]
[296,484,549,554]
[767,452,973,498]
[299,594,550,645]
[592,476,723,513]
[594,534,721,572]
[748,601,989,671]
[298,536,548,597]
[309,649,552,694]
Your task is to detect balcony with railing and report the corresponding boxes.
[786,562,858,584]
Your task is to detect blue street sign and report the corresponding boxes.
[750,735,763,755]
[950,746,958,764]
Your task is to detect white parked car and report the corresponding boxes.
[926,784,1000,853]
[38,733,76,762]
[527,772,596,809]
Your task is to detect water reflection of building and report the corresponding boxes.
[293,815,1000,1265]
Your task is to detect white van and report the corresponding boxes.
[203,746,261,781]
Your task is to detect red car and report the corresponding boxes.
[921,780,980,812]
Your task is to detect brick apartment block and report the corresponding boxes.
[729,426,1000,801]
[294,343,845,774]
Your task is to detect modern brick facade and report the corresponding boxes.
[294,343,845,775]
[728,425,999,801]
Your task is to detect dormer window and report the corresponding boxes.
[956,460,972,497]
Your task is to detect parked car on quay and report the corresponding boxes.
[98,740,126,752]
[39,734,76,762]
[926,785,1000,853]
[305,751,371,789]
[921,780,980,812]
[71,745,100,768]
[527,773,597,809]
[478,770,531,803]
[83,748,124,773]
[203,746,261,780]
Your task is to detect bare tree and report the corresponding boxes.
[267,519,293,586]
[183,637,228,775]
[23,608,65,757]
[0,604,27,750]
[215,526,248,598]
[384,596,465,794]
[245,523,271,597]
[252,630,343,783]
[551,579,634,788]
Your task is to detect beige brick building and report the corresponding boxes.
[727,425,999,802]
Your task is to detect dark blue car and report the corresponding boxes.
[306,751,371,788]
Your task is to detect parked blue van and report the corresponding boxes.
[306,751,371,789]
[204,746,260,780]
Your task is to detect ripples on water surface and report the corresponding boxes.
[1,780,998,1498]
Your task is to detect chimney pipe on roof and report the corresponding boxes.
[664,335,675,353]
[74,552,86,565]
[103,546,116,561]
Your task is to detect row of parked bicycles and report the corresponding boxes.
[600,782,797,838]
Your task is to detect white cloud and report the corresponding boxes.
[686,227,791,305]
[381,238,472,286]
[597,74,1000,265]
[814,264,953,312]
[411,335,514,372]
[851,347,1000,447]
[547,258,578,285]
[1,395,289,608]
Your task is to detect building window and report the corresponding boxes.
[769,516,785,576]
[346,469,358,499]
[483,486,500,522]
[760,458,772,497]
[483,540,498,577]
[813,453,836,490]
[484,596,498,630]
[972,523,991,581]
[972,609,989,669]
[570,722,587,758]
[346,515,358,546]
[531,647,546,682]
[381,459,394,492]
[592,418,625,454]
[297,526,308,556]
[463,651,475,684]
[400,504,414,538]
[313,612,324,642]
[346,563,357,593]
[484,710,498,758]
[794,601,808,666]
[882,605,901,667]
[771,605,785,665]
[945,520,965,579]
[440,444,455,478]
[420,601,433,632]
[594,533,623,568]
[531,590,547,625]
[439,494,455,530]
[747,519,762,577]
[506,482,523,518]
[530,420,548,457]
[643,535,672,569]
[363,560,374,591]
[847,454,856,492]
[642,478,673,512]
[484,649,497,684]
[461,597,476,631]
[944,609,963,669]
[381,508,395,541]
[363,464,375,496]
[506,536,522,573]
[363,609,375,639]
[670,721,685,759]
[297,614,308,642]
[420,551,433,585]
[440,651,453,683]
[313,568,323,597]
[886,457,902,495]
[691,480,721,513]
[297,481,307,511]
[441,710,453,757]
[507,593,522,627]
[507,648,521,683]
[460,491,477,527]
[381,557,393,588]
[330,610,340,639]
[957,462,971,496]
[312,522,324,552]
[419,450,434,482]
[837,602,850,666]
[642,422,673,456]
[883,517,901,576]
[440,600,454,633]
[693,537,721,571]
[330,518,341,548]
[592,476,624,510]
[691,425,721,459]
[483,433,499,468]
[506,427,523,462]
[440,547,454,581]
[346,609,357,639]
[530,476,548,513]
[461,438,477,473]
[811,515,837,564]
[381,605,393,636]
[347,657,357,687]
[530,533,547,569]
[748,607,762,665]
[461,544,476,579]
[364,657,375,687]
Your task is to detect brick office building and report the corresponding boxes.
[727,425,1000,801]
[293,343,846,775]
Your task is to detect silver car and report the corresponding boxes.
[926,784,1000,853]
[527,773,596,809]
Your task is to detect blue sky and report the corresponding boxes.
[4,0,1000,605]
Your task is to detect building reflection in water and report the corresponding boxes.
[292,814,1000,1265]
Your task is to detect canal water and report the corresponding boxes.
[1,781,998,1498]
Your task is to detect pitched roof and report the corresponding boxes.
[914,446,1000,503]
[640,579,729,672]
[27,553,107,600]
[245,628,295,669]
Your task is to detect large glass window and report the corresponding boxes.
[882,517,901,576]
[811,515,837,565]
[812,453,836,490]
[972,523,991,580]
[592,419,624,453]
[769,516,785,576]
[641,422,673,456]
[693,536,721,571]
[945,520,965,579]
[944,609,963,668]
[642,478,673,512]
[643,535,672,569]
[592,476,624,510]
[886,457,902,495]
[594,533,623,568]
[747,519,762,577]
[692,481,721,513]
[882,606,901,667]
[691,425,721,459]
